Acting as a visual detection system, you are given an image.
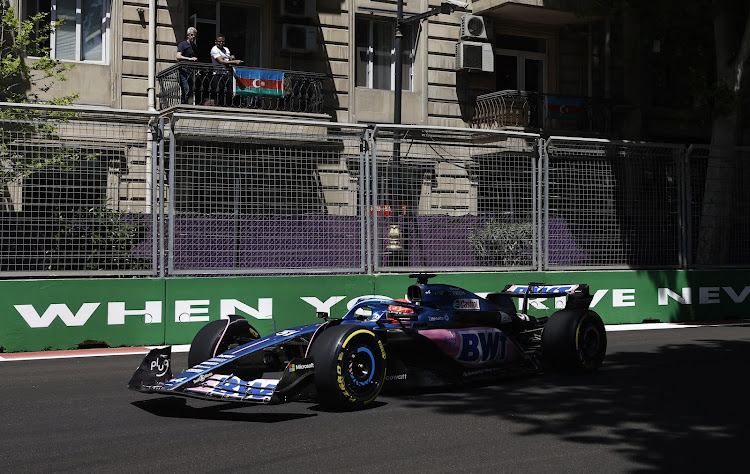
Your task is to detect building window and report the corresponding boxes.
[25,0,109,63]
[495,34,546,93]
[188,1,262,67]
[355,17,414,91]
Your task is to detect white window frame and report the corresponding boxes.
[43,0,110,64]
[356,17,414,91]
[495,48,547,92]
[189,1,263,67]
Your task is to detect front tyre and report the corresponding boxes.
[542,310,607,373]
[309,325,387,411]
[188,315,260,367]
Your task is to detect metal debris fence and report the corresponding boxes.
[0,104,157,277]
[0,103,747,278]
[165,113,368,275]
[544,138,686,269]
[369,125,540,273]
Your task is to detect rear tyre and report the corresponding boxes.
[309,324,387,411]
[188,315,260,367]
[541,310,607,373]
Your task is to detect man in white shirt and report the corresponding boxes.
[210,34,243,106]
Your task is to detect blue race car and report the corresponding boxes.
[129,274,607,411]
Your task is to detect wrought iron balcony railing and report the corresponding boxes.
[157,63,326,114]
[472,90,612,135]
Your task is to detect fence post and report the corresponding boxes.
[149,118,159,276]
[362,130,372,274]
[167,117,177,276]
[371,128,380,272]
[539,137,548,272]
[158,116,166,277]
[683,145,693,269]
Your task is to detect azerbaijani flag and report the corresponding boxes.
[234,69,284,97]
[547,95,584,120]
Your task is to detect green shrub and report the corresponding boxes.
[469,220,533,266]
[47,204,150,271]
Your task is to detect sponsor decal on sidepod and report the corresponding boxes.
[453,299,480,310]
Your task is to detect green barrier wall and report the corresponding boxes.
[1,270,748,352]
[1,279,167,352]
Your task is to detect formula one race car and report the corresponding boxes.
[129,274,606,411]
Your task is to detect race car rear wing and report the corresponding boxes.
[489,283,593,314]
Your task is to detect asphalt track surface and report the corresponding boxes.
[2,326,750,473]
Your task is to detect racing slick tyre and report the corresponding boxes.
[541,310,607,373]
[187,315,260,367]
[309,324,387,411]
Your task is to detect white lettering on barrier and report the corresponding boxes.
[175,300,210,323]
[108,301,162,325]
[300,296,346,314]
[220,298,273,320]
[11,285,750,329]
[722,286,750,303]
[658,286,749,305]
[590,289,608,308]
[658,288,692,305]
[14,303,100,328]
[612,289,636,307]
[699,287,721,304]
[528,299,548,310]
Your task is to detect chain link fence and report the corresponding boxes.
[545,137,686,269]
[166,113,368,275]
[687,145,750,268]
[370,126,541,272]
[1,103,748,278]
[0,104,157,277]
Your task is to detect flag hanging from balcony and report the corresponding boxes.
[547,95,584,120]
[234,69,284,97]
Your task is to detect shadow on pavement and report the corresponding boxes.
[132,397,317,423]
[395,337,750,472]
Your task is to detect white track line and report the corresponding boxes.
[0,344,190,362]
[605,321,750,331]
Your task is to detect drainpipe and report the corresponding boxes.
[147,0,156,111]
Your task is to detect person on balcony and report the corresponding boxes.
[175,27,199,104]
[210,34,243,107]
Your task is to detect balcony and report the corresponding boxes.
[472,90,612,135]
[156,63,326,114]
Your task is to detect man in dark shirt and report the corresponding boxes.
[176,27,198,104]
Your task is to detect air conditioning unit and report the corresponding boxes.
[456,41,494,72]
[460,14,488,40]
[281,24,318,53]
[280,0,316,19]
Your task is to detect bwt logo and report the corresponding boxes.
[457,329,508,364]
[507,285,577,294]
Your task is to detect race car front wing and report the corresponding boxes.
[128,346,316,405]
